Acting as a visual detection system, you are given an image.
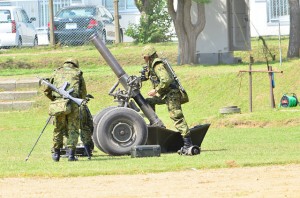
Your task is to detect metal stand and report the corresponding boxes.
[25,116,52,161]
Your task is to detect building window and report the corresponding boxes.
[125,0,136,9]
[104,0,137,11]
[267,0,289,23]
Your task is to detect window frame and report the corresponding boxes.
[103,0,137,12]
[267,0,290,25]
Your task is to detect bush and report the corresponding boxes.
[125,1,174,43]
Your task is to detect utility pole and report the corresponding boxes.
[49,0,55,46]
[114,0,121,44]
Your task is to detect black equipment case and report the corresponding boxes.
[131,145,161,158]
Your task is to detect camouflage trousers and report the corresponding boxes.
[57,106,94,148]
[79,105,93,148]
[53,103,80,150]
[79,127,93,147]
[62,128,93,149]
[146,89,190,137]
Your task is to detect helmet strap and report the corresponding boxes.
[65,61,78,67]
[149,53,157,65]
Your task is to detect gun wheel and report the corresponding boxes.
[95,107,148,155]
[92,106,117,153]
[188,146,201,155]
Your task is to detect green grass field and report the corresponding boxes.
[0,37,300,177]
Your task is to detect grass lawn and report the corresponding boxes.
[0,37,300,177]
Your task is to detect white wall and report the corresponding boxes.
[118,11,140,42]
[249,0,289,37]
[197,0,229,54]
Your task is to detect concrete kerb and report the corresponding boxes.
[0,101,35,111]
[0,78,39,111]
[0,78,40,91]
[0,91,38,100]
[0,80,16,91]
[0,101,13,111]
[12,101,35,110]
[16,78,40,90]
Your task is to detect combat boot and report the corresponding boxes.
[68,149,78,161]
[52,148,60,162]
[90,141,94,151]
[182,136,193,154]
[178,136,200,156]
[84,145,92,160]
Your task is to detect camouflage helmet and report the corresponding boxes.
[142,45,156,57]
[64,58,79,67]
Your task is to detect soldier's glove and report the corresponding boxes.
[139,65,149,81]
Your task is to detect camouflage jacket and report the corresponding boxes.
[44,63,87,101]
[149,58,175,97]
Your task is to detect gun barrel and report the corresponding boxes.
[70,97,84,106]
[90,33,164,127]
[40,79,59,93]
[90,33,128,88]
[163,59,185,92]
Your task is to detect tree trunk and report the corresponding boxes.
[134,0,151,13]
[287,0,300,58]
[168,0,206,65]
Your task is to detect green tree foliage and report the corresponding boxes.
[126,1,173,43]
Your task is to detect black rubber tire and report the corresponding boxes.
[92,106,117,153]
[95,107,148,155]
[189,146,201,155]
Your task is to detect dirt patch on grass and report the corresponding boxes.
[1,164,300,197]
[211,119,271,128]
[209,117,300,128]
[0,59,32,69]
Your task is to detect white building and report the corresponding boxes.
[190,0,290,64]
[249,0,290,37]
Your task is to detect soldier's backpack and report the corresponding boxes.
[162,59,189,104]
[48,98,71,116]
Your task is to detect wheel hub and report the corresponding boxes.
[111,122,133,143]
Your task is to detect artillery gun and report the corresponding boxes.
[90,33,210,156]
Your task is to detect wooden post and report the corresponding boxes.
[249,56,253,112]
[239,64,282,112]
[268,66,276,108]
[48,0,55,46]
[114,0,120,44]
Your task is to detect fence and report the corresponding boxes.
[47,5,118,46]
[0,0,120,46]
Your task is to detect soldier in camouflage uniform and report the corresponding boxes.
[142,46,194,155]
[79,103,94,159]
[44,58,93,161]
